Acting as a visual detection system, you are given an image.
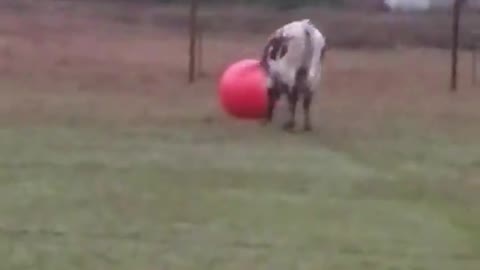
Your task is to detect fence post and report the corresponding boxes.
[197,23,203,78]
[188,0,198,83]
[473,43,477,85]
[451,0,461,91]
[473,31,479,86]
[451,0,469,91]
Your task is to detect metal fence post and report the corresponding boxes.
[473,31,479,86]
[473,43,477,85]
[188,0,198,83]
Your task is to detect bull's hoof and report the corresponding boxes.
[260,118,271,126]
[282,121,295,131]
[303,124,312,132]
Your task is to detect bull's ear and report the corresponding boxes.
[320,44,328,61]
[283,35,294,42]
[301,18,311,24]
[268,29,283,40]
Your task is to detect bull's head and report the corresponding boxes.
[259,34,291,73]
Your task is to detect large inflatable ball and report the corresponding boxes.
[218,59,268,119]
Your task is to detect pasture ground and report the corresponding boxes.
[0,3,480,270]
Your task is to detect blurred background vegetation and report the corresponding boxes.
[114,0,351,10]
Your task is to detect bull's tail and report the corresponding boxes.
[302,24,314,72]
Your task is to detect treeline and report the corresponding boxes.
[126,0,345,10]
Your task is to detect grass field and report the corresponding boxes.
[0,3,480,269]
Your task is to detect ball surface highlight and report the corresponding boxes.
[218,59,268,119]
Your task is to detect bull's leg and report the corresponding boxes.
[303,89,313,131]
[283,88,298,131]
[284,67,307,131]
[266,88,276,122]
[262,87,279,125]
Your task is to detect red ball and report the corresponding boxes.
[218,59,268,119]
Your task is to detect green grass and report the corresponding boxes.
[0,121,479,270]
